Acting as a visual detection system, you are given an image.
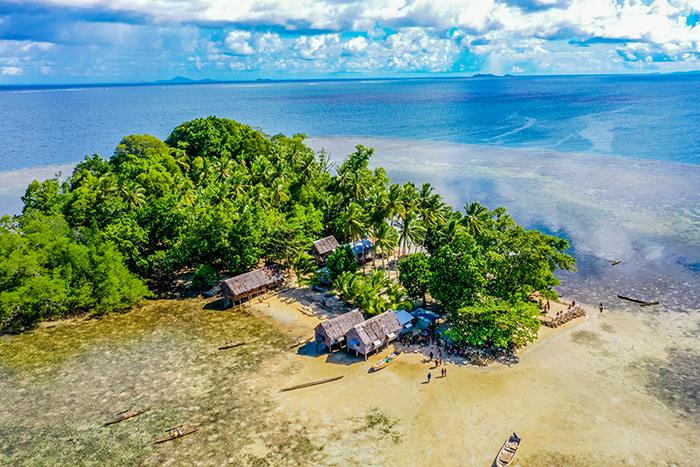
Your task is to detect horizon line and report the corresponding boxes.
[2,70,700,91]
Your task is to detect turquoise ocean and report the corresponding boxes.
[1,75,699,311]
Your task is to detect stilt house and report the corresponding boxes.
[346,310,402,359]
[220,265,285,304]
[314,309,365,351]
[311,235,340,265]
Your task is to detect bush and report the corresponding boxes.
[192,264,217,291]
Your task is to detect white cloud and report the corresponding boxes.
[225,31,255,55]
[256,33,284,54]
[2,66,23,75]
[343,36,369,54]
[511,66,525,72]
[293,34,341,60]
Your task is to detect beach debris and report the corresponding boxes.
[617,294,659,306]
[153,426,200,444]
[280,375,344,392]
[103,407,151,426]
[218,341,246,350]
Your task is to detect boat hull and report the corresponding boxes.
[495,435,521,467]
[103,407,151,426]
[372,351,402,371]
[153,426,200,444]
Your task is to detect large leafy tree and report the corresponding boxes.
[398,253,432,307]
[428,231,487,314]
[325,245,358,284]
[446,299,540,349]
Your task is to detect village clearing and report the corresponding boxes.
[1,289,699,466]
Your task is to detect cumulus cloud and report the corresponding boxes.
[2,0,700,82]
[2,66,23,75]
[225,31,255,55]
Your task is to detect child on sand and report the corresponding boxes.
[427,373,432,383]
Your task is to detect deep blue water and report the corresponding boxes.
[1,74,700,172]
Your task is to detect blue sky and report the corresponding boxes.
[1,0,699,84]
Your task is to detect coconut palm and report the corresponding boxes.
[372,222,399,273]
[396,211,425,258]
[119,181,146,209]
[463,201,488,237]
[339,202,369,273]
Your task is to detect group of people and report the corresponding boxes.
[427,367,448,382]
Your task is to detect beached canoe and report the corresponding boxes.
[611,260,622,265]
[280,375,344,392]
[617,294,658,306]
[218,341,246,350]
[372,351,402,371]
[496,433,521,467]
[639,301,660,307]
[153,426,200,444]
[103,407,151,426]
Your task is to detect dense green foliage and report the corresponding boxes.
[0,213,150,329]
[445,300,541,348]
[325,246,358,283]
[5,116,576,344]
[192,264,217,291]
[334,270,412,316]
[398,253,431,306]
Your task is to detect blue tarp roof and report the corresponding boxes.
[412,309,440,323]
[343,238,373,256]
[393,309,414,327]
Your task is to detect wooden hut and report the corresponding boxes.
[220,264,285,305]
[346,310,402,359]
[311,235,340,265]
[314,309,365,351]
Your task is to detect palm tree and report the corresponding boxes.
[339,202,369,273]
[119,181,146,209]
[270,184,290,207]
[396,211,425,258]
[463,201,488,237]
[372,222,399,273]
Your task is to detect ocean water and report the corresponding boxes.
[1,75,700,172]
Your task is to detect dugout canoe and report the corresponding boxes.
[280,375,344,392]
[103,407,151,426]
[153,426,200,444]
[218,341,246,350]
[617,295,658,306]
[372,351,402,371]
[611,260,622,265]
[496,433,521,467]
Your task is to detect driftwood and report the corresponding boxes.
[218,341,246,350]
[280,375,344,392]
[617,295,658,306]
[538,305,587,328]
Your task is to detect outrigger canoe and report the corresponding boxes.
[372,351,402,371]
[153,426,200,444]
[496,433,521,467]
[103,407,151,426]
[218,341,246,350]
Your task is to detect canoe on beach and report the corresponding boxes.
[153,426,200,444]
[496,433,521,467]
[103,407,151,426]
[280,375,344,392]
[218,341,246,350]
[372,351,402,371]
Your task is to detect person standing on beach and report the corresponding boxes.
[427,372,432,383]
[599,302,604,313]
[430,351,434,360]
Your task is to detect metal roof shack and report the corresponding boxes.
[346,310,402,359]
[393,309,415,334]
[314,309,365,351]
[343,238,374,264]
[311,235,340,265]
[220,265,285,304]
[412,309,441,329]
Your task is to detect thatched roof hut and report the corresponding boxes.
[314,309,365,350]
[220,265,285,303]
[311,235,340,265]
[346,310,402,359]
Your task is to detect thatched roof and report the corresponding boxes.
[312,235,340,256]
[221,264,285,298]
[350,310,402,347]
[315,309,365,341]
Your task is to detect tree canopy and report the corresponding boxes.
[3,116,576,341]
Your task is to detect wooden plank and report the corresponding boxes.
[280,375,344,392]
